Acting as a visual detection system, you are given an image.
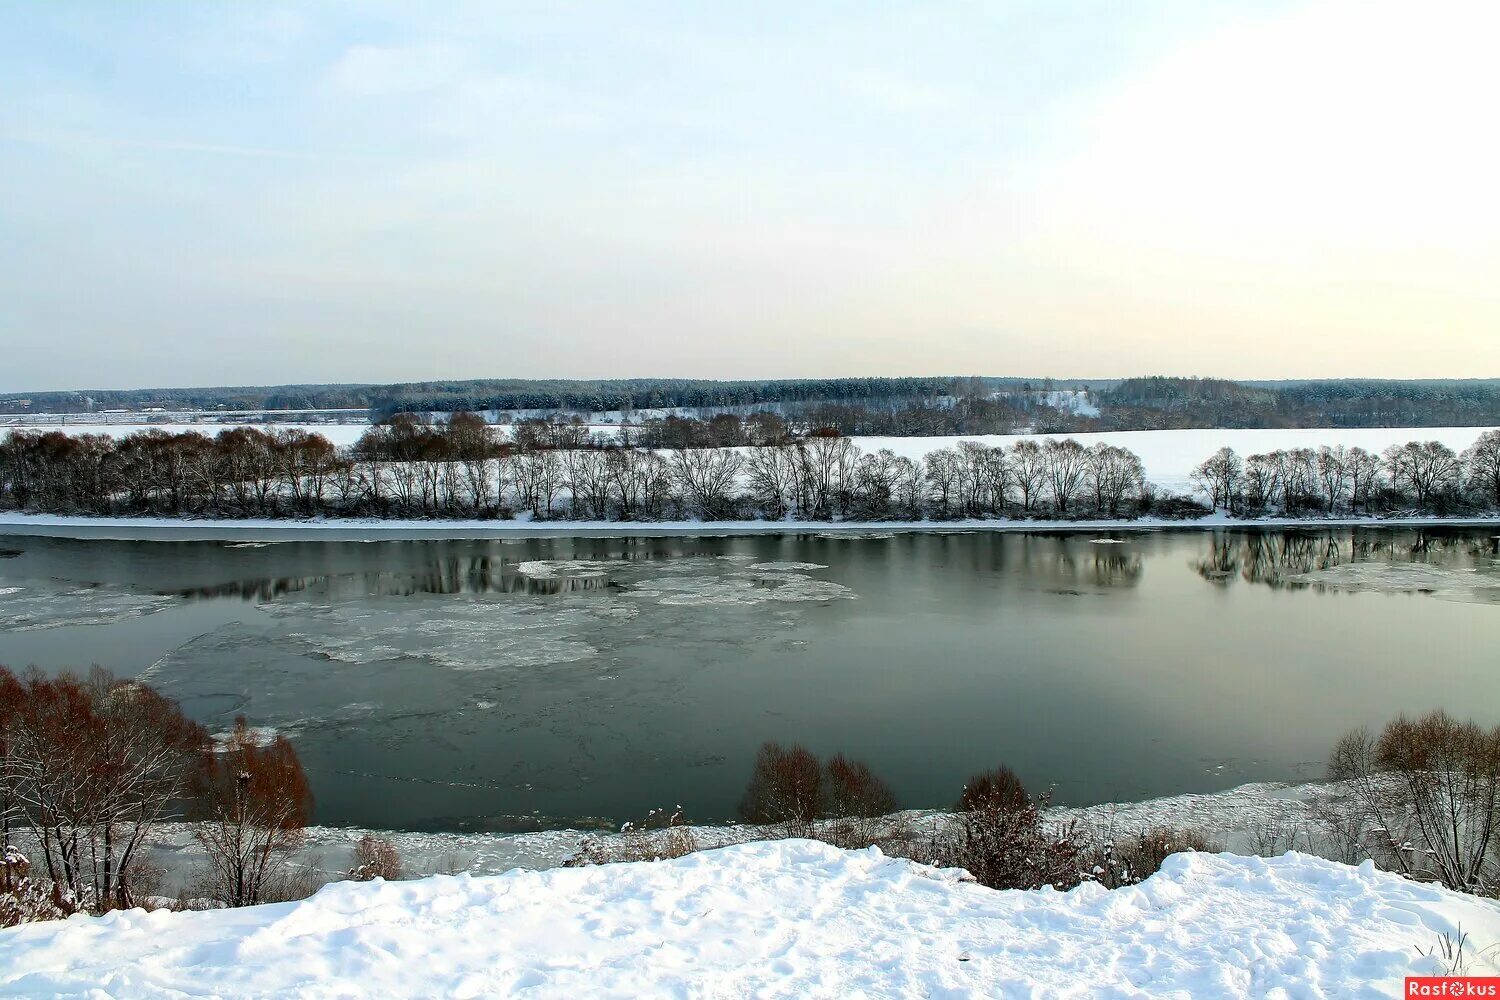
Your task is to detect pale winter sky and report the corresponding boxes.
[2,1,1496,392]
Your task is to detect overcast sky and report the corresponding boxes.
[2,1,1496,392]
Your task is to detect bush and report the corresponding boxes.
[739,742,823,835]
[819,754,901,850]
[0,846,68,927]
[934,794,1084,891]
[348,835,403,882]
[956,766,1029,813]
[1083,826,1216,889]
[824,753,898,819]
[1331,710,1500,895]
[566,807,698,866]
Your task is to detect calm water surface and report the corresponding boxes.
[0,528,1496,831]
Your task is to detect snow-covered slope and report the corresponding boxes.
[3,841,1497,998]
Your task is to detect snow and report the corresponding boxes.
[2,510,1498,543]
[2,841,1496,998]
[15,422,373,447]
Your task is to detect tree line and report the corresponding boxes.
[2,418,1497,522]
[1192,432,1500,517]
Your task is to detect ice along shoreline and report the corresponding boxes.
[1,510,1499,542]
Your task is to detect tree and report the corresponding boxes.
[1042,438,1088,513]
[823,754,897,819]
[1316,445,1351,513]
[1332,711,1500,894]
[190,717,314,908]
[739,742,822,835]
[1383,440,1462,509]
[1008,440,1047,513]
[0,665,205,911]
[1463,430,1500,508]
[1192,447,1242,513]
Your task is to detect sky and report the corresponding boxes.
[2,0,1497,392]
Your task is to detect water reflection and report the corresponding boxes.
[166,557,615,601]
[1192,528,1500,593]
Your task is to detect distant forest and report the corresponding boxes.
[4,376,1499,433]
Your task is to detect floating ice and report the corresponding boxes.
[1291,562,1500,601]
[626,572,855,607]
[746,561,829,571]
[0,583,175,632]
[515,560,611,579]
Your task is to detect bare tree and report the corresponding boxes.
[1463,430,1500,508]
[1331,711,1500,894]
[1042,438,1088,513]
[671,448,744,519]
[1008,440,1048,514]
[739,742,822,836]
[190,717,314,908]
[1192,447,1243,513]
[1384,440,1462,509]
[0,666,205,911]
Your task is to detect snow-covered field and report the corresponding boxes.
[3,840,1496,998]
[15,421,373,447]
[21,424,1495,499]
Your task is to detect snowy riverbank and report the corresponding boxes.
[128,780,1352,893]
[5,839,1498,998]
[2,509,1499,542]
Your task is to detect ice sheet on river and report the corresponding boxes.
[1290,561,1500,603]
[0,582,175,632]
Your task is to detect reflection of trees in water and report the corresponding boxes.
[167,556,612,601]
[1009,534,1144,590]
[1192,528,1494,589]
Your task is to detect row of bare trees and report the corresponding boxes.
[1192,432,1500,516]
[0,419,1152,522]
[5,419,1498,522]
[0,667,312,922]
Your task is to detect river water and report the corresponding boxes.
[0,527,1495,831]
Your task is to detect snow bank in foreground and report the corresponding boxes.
[4,842,1498,998]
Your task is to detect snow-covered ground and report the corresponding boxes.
[124,780,1402,894]
[3,510,1498,542]
[3,840,1496,998]
[13,421,373,447]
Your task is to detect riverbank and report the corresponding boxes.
[125,779,1345,894]
[2,510,1498,542]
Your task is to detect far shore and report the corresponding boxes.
[1,511,1497,543]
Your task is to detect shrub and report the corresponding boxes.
[0,846,67,927]
[956,765,1029,813]
[739,742,823,835]
[190,716,315,908]
[348,834,403,882]
[566,807,698,866]
[1331,710,1500,895]
[820,754,901,850]
[936,793,1084,891]
[823,754,898,819]
[1084,826,1216,889]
